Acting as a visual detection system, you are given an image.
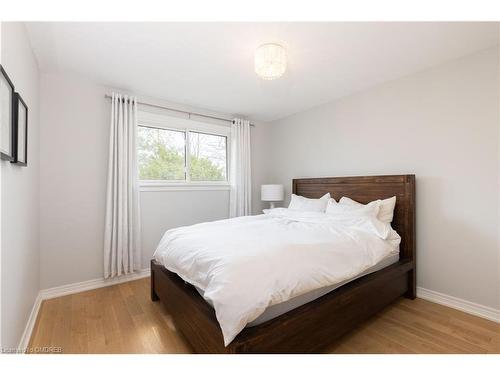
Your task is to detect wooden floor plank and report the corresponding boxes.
[50,295,73,352]
[69,291,89,353]
[390,303,494,349]
[382,304,489,353]
[28,299,59,352]
[86,289,107,354]
[27,277,500,354]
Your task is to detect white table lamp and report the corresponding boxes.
[261,184,284,209]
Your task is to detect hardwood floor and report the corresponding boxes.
[28,277,500,354]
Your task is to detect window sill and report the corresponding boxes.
[139,182,231,192]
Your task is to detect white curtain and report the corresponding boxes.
[229,118,252,217]
[103,93,141,278]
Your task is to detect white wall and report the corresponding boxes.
[39,72,265,289]
[140,190,229,268]
[251,121,271,215]
[39,73,108,289]
[266,47,500,310]
[1,22,40,348]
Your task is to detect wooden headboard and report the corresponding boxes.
[293,175,415,261]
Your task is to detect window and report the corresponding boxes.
[138,126,186,181]
[137,112,229,188]
[189,131,227,182]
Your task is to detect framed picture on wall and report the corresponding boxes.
[0,64,15,161]
[12,93,28,166]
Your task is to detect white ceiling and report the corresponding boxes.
[25,22,498,122]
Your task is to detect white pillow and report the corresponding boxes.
[339,196,396,223]
[288,193,331,212]
[326,198,380,217]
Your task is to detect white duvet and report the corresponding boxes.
[153,208,401,346]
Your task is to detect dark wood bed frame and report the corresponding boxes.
[150,174,416,353]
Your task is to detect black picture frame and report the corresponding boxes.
[12,93,28,166]
[0,64,15,161]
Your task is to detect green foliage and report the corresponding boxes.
[139,142,185,180]
[190,155,225,181]
[138,128,225,181]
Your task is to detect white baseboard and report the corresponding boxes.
[417,287,500,323]
[18,269,150,351]
[39,268,151,300]
[17,293,43,351]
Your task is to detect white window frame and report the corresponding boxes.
[137,111,231,192]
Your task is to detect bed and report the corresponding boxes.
[150,174,416,353]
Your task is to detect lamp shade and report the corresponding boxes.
[261,184,284,202]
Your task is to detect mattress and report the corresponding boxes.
[195,251,400,327]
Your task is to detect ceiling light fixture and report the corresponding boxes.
[254,43,287,80]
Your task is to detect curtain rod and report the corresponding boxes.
[104,94,255,127]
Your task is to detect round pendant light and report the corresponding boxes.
[254,43,287,80]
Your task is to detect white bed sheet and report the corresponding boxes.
[251,252,398,325]
[195,252,399,326]
[154,208,400,346]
